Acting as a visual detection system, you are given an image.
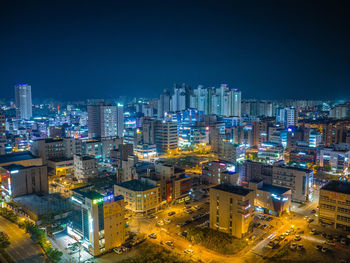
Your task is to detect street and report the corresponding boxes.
[0,216,45,263]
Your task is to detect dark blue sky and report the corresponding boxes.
[1,0,349,100]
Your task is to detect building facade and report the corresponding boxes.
[209,184,254,238]
[318,181,350,232]
[70,186,126,256]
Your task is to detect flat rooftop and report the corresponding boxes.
[2,163,43,171]
[212,184,252,196]
[260,184,290,195]
[72,185,104,200]
[14,194,70,216]
[0,151,40,164]
[116,179,157,191]
[321,180,350,195]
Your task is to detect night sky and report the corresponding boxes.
[1,0,350,100]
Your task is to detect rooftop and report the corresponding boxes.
[0,151,40,164]
[321,180,350,195]
[260,184,290,195]
[212,184,252,196]
[116,179,157,191]
[72,185,104,200]
[2,164,43,171]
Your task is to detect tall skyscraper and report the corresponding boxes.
[276,107,297,128]
[14,84,32,119]
[0,111,5,141]
[158,89,170,118]
[88,102,120,138]
[117,103,124,138]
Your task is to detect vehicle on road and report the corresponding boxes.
[267,241,276,248]
[184,249,194,255]
[261,224,268,229]
[340,238,347,245]
[165,241,174,248]
[294,235,301,241]
[67,243,76,249]
[321,246,329,253]
[113,247,123,255]
[69,247,79,254]
[311,229,318,235]
[297,244,304,251]
[290,243,297,250]
[148,233,157,239]
[307,218,314,223]
[325,240,336,246]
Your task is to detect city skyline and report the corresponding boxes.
[1,0,350,100]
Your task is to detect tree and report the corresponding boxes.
[0,232,10,249]
[46,247,63,263]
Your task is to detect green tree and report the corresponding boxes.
[46,247,63,263]
[0,232,10,249]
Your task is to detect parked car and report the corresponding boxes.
[297,244,304,251]
[316,245,322,251]
[290,243,297,250]
[69,247,79,254]
[157,220,164,226]
[168,211,176,216]
[148,233,157,239]
[164,218,171,224]
[321,246,329,253]
[340,238,347,245]
[67,243,76,249]
[307,218,314,223]
[165,241,174,248]
[113,247,123,255]
[294,235,301,241]
[267,241,276,248]
[184,249,194,255]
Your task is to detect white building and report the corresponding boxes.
[15,84,32,119]
[74,154,98,179]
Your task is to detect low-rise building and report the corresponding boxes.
[70,186,126,256]
[74,154,98,179]
[272,165,313,203]
[114,179,159,214]
[318,180,350,232]
[258,142,284,164]
[0,164,48,198]
[202,160,236,185]
[47,158,74,177]
[0,151,42,167]
[248,179,291,216]
[31,138,65,164]
[219,141,246,164]
[209,184,254,238]
[318,147,350,173]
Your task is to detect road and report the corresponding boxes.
[0,216,45,263]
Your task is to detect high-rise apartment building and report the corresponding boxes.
[0,111,5,141]
[88,102,119,138]
[117,103,124,138]
[276,107,297,128]
[14,84,32,119]
[158,89,170,118]
[154,120,178,153]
